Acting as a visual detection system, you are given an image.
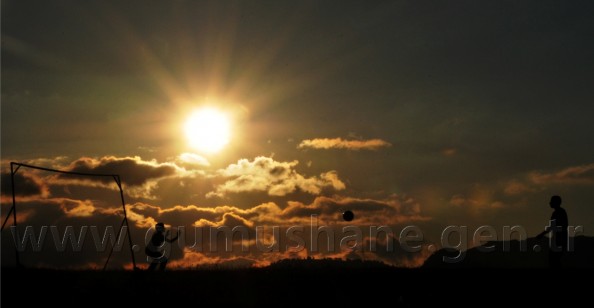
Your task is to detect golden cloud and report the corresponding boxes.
[529,163,594,185]
[177,152,210,167]
[298,138,391,150]
[207,156,346,197]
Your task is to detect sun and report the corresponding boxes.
[184,108,231,153]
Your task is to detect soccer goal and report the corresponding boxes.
[1,162,137,270]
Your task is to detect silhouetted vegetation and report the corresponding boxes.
[424,236,594,268]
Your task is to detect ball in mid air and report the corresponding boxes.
[342,210,354,222]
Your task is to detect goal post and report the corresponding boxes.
[1,162,137,270]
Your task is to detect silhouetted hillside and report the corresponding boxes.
[3,262,593,307]
[423,236,594,268]
[3,238,594,307]
[268,257,393,270]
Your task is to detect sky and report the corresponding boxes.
[2,0,594,269]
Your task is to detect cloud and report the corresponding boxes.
[38,156,192,200]
[192,212,255,229]
[298,138,391,151]
[58,198,97,217]
[320,171,346,190]
[441,148,457,156]
[493,163,594,202]
[19,156,71,169]
[1,155,432,269]
[281,195,428,225]
[1,193,432,269]
[449,194,503,209]
[1,170,49,199]
[121,194,427,231]
[0,204,36,225]
[177,152,210,167]
[207,156,346,198]
[122,195,406,230]
[103,202,159,228]
[449,194,477,207]
[503,180,535,196]
[59,156,182,186]
[4,156,196,201]
[529,163,594,185]
[119,202,284,229]
[217,212,253,228]
[445,164,594,214]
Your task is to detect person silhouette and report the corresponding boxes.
[536,195,568,268]
[145,222,179,271]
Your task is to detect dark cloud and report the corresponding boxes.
[529,163,594,185]
[1,171,48,198]
[281,195,427,225]
[61,156,181,186]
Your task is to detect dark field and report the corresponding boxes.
[2,263,591,307]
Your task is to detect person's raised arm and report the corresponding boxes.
[536,229,548,239]
[166,229,179,243]
[536,219,555,239]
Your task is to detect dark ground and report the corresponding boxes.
[2,262,592,307]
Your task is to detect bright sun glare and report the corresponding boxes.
[185,108,231,153]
